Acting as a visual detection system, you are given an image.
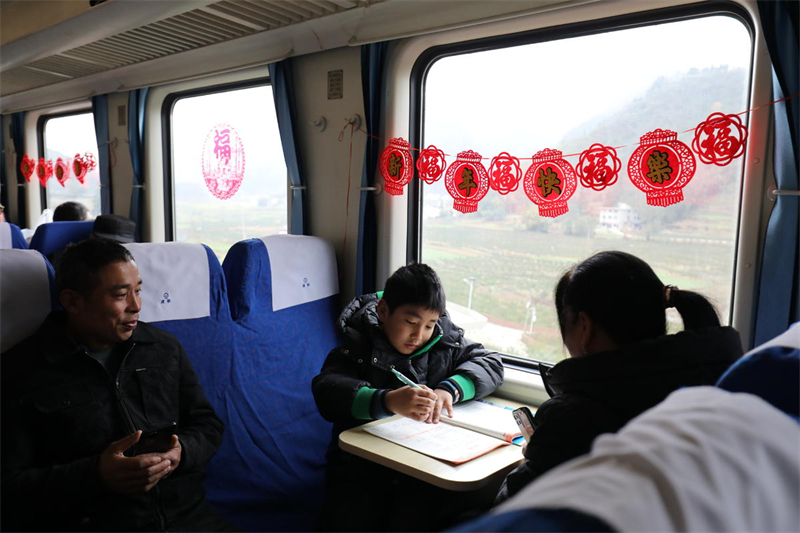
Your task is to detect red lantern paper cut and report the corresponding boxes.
[628,129,696,207]
[202,124,246,200]
[379,138,413,196]
[36,158,53,187]
[523,148,577,218]
[576,144,621,191]
[20,155,35,182]
[54,158,71,187]
[73,153,97,184]
[488,152,522,195]
[691,112,748,166]
[444,150,490,213]
[416,145,447,184]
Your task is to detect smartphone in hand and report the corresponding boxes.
[125,422,177,456]
[513,407,535,443]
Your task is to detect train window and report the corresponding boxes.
[42,113,101,216]
[170,84,287,260]
[417,14,752,364]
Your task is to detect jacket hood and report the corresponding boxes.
[542,326,743,413]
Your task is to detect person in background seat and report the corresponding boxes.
[496,250,743,503]
[53,201,92,222]
[1,239,236,532]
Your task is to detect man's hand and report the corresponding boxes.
[158,435,182,476]
[385,386,437,421]
[98,431,173,494]
[427,388,455,424]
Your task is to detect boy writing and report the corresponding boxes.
[312,263,503,531]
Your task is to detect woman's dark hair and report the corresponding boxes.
[555,251,720,346]
[56,238,134,296]
[53,201,89,222]
[382,263,447,315]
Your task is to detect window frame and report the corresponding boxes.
[160,77,277,242]
[406,1,754,368]
[36,109,96,212]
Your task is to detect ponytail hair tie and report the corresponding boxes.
[664,285,678,309]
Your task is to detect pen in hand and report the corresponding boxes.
[391,368,421,388]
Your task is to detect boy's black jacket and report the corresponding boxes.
[312,293,504,424]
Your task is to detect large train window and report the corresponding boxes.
[169,83,287,260]
[41,112,101,216]
[415,12,752,364]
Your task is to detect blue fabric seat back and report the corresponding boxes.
[29,220,93,257]
[0,222,29,249]
[220,236,339,532]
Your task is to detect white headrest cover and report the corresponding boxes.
[0,222,12,249]
[259,235,338,311]
[124,242,210,322]
[1,250,51,351]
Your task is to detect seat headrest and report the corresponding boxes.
[259,235,338,311]
[0,249,53,352]
[29,220,94,256]
[0,222,12,249]
[124,242,211,322]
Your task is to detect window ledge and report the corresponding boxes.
[494,366,549,406]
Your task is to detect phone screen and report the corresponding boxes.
[513,407,535,443]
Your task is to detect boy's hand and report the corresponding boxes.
[427,389,454,424]
[386,386,437,421]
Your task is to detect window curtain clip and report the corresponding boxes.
[290,185,306,190]
[360,183,382,195]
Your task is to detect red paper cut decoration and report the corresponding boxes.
[202,124,246,200]
[691,112,748,166]
[54,158,70,187]
[416,145,447,184]
[628,129,696,207]
[488,152,522,195]
[36,158,53,187]
[523,149,577,218]
[73,152,97,184]
[576,144,621,191]
[444,150,490,213]
[379,138,413,196]
[20,155,35,182]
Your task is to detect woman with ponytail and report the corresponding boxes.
[497,251,743,503]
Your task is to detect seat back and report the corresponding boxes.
[0,249,54,352]
[220,235,340,532]
[0,222,29,249]
[29,220,93,257]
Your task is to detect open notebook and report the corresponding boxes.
[362,400,524,465]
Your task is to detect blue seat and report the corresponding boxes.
[29,220,93,257]
[0,249,55,352]
[220,235,340,532]
[0,222,29,249]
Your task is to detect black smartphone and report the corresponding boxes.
[127,422,177,456]
[512,407,535,443]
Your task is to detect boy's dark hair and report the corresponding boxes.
[382,263,446,315]
[555,250,720,346]
[53,201,89,222]
[56,238,134,296]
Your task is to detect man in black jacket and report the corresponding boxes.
[1,239,233,532]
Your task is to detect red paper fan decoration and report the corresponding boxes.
[628,129,696,207]
[20,155,35,182]
[691,112,748,166]
[488,152,522,195]
[416,145,447,184]
[73,152,97,184]
[523,149,577,218]
[444,150,490,213]
[36,158,53,187]
[379,138,413,196]
[576,144,621,191]
[54,158,70,187]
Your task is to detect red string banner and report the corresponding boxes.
[73,152,97,184]
[523,149,577,218]
[36,158,53,188]
[445,150,490,213]
[416,145,447,184]
[54,157,70,187]
[488,152,522,195]
[691,112,748,166]
[576,144,621,191]
[379,137,413,196]
[20,155,34,182]
[628,129,696,207]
